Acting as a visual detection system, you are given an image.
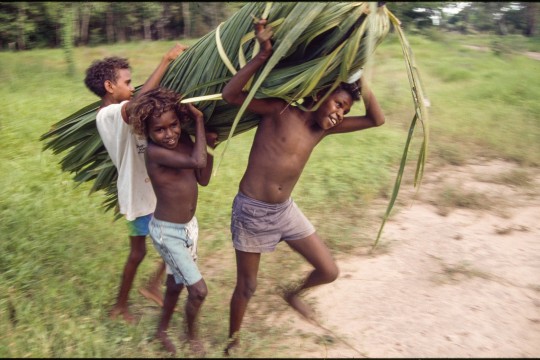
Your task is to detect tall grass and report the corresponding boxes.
[1,31,539,357]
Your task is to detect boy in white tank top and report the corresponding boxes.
[84,43,187,323]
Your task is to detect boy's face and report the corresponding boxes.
[108,68,134,103]
[314,89,353,130]
[148,110,181,149]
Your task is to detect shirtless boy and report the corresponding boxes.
[130,87,217,355]
[222,19,385,353]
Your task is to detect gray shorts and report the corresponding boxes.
[149,216,201,286]
[231,192,315,253]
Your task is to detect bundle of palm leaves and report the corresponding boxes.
[40,2,428,246]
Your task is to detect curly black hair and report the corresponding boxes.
[84,56,131,98]
[302,81,361,107]
[338,82,361,101]
[130,87,186,138]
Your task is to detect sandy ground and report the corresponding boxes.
[463,45,540,61]
[271,159,540,358]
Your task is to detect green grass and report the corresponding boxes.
[490,168,535,188]
[434,184,494,216]
[1,30,539,357]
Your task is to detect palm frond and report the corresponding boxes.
[371,6,430,249]
[41,2,391,215]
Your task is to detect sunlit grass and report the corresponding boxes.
[1,30,539,357]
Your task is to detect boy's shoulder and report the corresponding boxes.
[97,100,129,120]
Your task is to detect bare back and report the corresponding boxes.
[146,133,199,223]
[240,102,325,204]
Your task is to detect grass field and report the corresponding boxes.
[0,30,538,357]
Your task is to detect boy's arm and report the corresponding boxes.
[123,43,188,121]
[326,78,385,135]
[221,19,283,115]
[147,104,207,169]
[185,104,207,170]
[138,43,188,95]
[196,131,218,186]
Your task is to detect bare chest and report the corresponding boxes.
[264,115,322,153]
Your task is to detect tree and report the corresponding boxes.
[135,2,162,41]
[524,2,537,36]
[447,2,534,35]
[182,2,191,38]
[385,2,447,30]
[15,2,36,50]
[62,2,75,76]
[0,3,19,49]
[155,3,169,40]
[42,2,64,47]
[77,2,93,45]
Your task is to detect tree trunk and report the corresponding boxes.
[73,3,80,46]
[63,3,76,76]
[156,20,165,40]
[117,26,126,42]
[106,5,115,43]
[56,21,62,47]
[16,3,26,50]
[156,3,168,40]
[143,19,151,40]
[80,4,91,45]
[211,3,219,29]
[497,19,508,35]
[525,2,537,37]
[182,2,191,38]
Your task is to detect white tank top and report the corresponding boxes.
[96,101,156,220]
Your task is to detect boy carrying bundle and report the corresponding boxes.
[222,19,386,354]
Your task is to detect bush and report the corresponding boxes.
[490,38,514,56]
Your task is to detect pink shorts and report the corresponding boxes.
[231,192,315,253]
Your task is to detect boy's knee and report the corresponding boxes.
[189,280,208,301]
[129,248,146,264]
[323,264,339,283]
[237,279,257,299]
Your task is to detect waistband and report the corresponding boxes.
[150,216,196,229]
[236,191,292,211]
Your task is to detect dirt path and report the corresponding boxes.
[273,159,540,357]
[464,44,540,61]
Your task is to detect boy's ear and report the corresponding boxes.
[104,80,115,94]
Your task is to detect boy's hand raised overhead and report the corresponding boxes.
[185,103,204,121]
[254,19,273,56]
[164,43,189,63]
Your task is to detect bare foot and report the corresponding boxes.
[138,287,164,307]
[224,338,239,356]
[156,331,176,355]
[109,306,136,324]
[188,338,206,357]
[283,292,319,325]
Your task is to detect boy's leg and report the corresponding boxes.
[283,232,339,322]
[139,259,166,307]
[185,278,208,356]
[225,250,261,355]
[110,235,147,323]
[156,274,183,355]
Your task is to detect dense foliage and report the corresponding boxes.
[0,2,537,51]
[0,2,239,50]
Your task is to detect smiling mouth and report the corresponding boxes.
[329,116,338,126]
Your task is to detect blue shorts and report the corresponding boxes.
[126,214,152,236]
[149,216,201,286]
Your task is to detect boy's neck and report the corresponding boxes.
[101,93,123,108]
